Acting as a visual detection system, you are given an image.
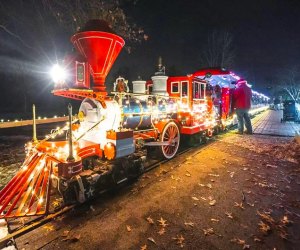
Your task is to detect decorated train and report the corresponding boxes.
[0,20,269,219]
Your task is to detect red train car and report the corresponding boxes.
[0,20,269,219]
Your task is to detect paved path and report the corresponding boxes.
[252,109,300,137]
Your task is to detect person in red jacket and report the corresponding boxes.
[233,79,253,134]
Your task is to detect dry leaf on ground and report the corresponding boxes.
[258,221,271,235]
[192,196,199,201]
[230,238,245,245]
[257,210,275,224]
[146,216,154,224]
[158,217,168,227]
[126,225,132,232]
[147,237,156,245]
[203,228,214,236]
[234,202,245,209]
[43,225,54,231]
[140,245,147,250]
[281,215,292,225]
[225,212,233,219]
[173,235,185,248]
[158,227,166,235]
[184,222,194,227]
[62,230,70,237]
[209,200,217,206]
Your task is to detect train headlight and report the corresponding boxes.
[50,64,67,83]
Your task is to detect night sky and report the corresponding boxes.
[0,0,299,117]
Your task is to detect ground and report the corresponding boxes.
[10,132,300,250]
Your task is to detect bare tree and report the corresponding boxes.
[0,0,145,55]
[200,30,235,69]
[279,66,300,102]
[41,0,146,50]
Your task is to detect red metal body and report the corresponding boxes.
[71,31,125,93]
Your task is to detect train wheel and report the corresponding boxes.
[159,122,180,159]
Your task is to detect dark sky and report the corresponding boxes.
[0,0,299,115]
[114,0,300,90]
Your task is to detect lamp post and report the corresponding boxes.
[32,104,38,143]
[67,103,75,162]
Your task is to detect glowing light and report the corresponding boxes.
[50,64,67,83]
[38,197,44,204]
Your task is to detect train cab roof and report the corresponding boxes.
[192,68,240,88]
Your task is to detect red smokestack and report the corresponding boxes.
[71,20,125,93]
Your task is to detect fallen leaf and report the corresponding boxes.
[253,236,263,242]
[90,205,95,212]
[229,172,235,178]
[281,215,292,225]
[173,235,185,248]
[157,227,165,235]
[147,237,156,245]
[230,238,245,245]
[209,200,216,206]
[234,202,245,210]
[43,225,54,231]
[258,221,271,235]
[208,174,219,177]
[185,171,191,177]
[257,211,275,224]
[65,233,81,242]
[225,212,233,219]
[126,225,132,232]
[146,216,154,225]
[206,183,212,189]
[198,183,205,187]
[266,164,278,169]
[62,230,70,237]
[192,196,199,201]
[211,218,219,222]
[203,228,214,236]
[184,222,194,227]
[140,244,147,250]
[243,244,250,249]
[158,217,168,227]
[200,196,207,201]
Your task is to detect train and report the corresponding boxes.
[0,20,269,219]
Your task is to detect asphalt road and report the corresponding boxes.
[13,132,300,250]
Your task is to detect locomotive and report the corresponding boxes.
[0,20,269,219]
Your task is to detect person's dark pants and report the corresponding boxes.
[236,109,252,134]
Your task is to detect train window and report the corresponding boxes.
[193,81,205,99]
[171,82,179,93]
[76,63,85,82]
[181,81,188,97]
[200,83,206,98]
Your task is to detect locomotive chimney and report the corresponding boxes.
[71,20,125,94]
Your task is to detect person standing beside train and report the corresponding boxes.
[233,79,253,134]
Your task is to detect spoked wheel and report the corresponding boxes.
[159,121,180,159]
